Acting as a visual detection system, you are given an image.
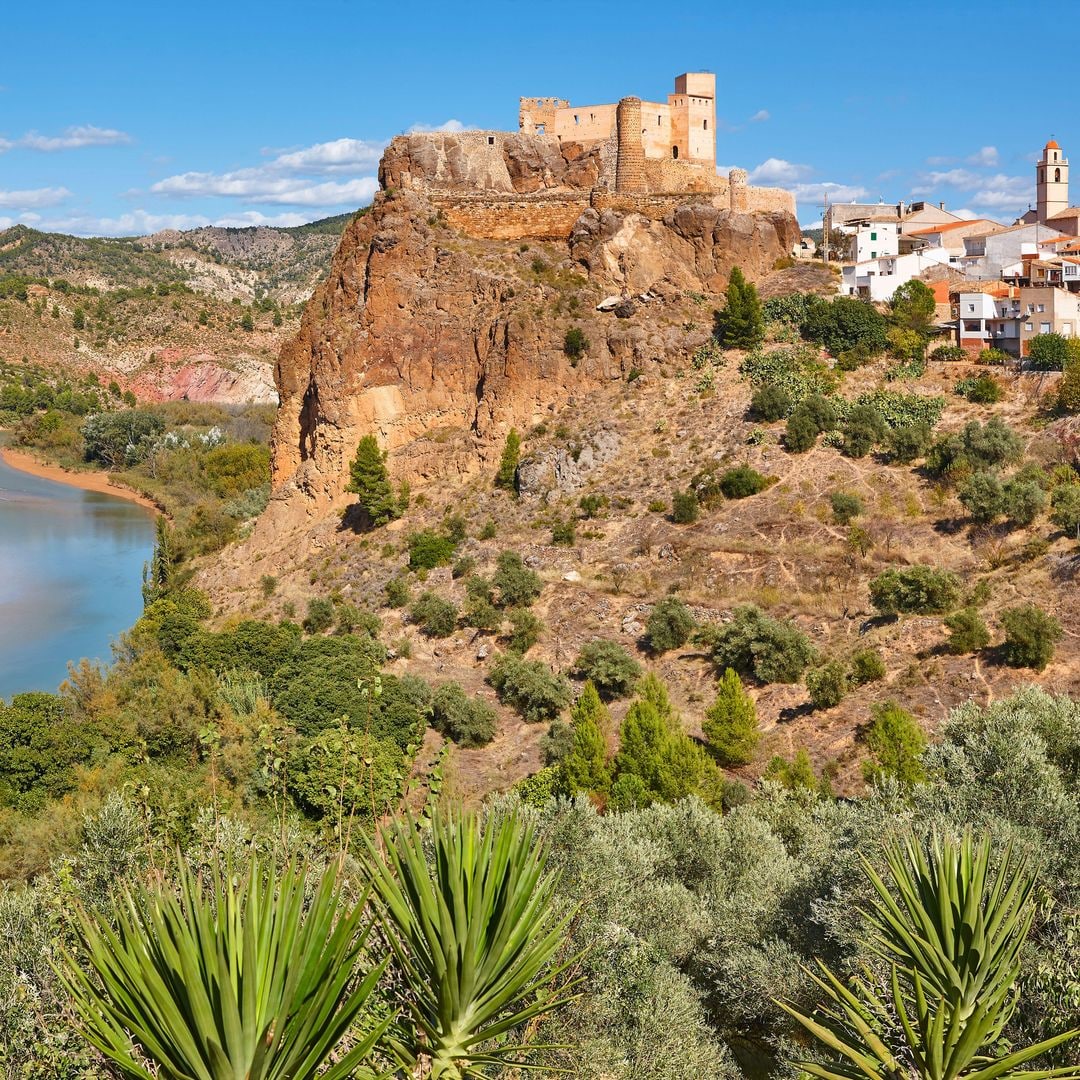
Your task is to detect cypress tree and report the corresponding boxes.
[560,681,610,795]
[346,434,398,525]
[702,668,759,765]
[495,428,521,491]
[713,267,764,350]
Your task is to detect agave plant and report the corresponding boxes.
[780,831,1080,1080]
[364,806,579,1078]
[60,857,390,1080]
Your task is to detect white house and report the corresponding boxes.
[850,216,900,263]
[956,284,1022,355]
[957,222,1067,279]
[842,247,953,302]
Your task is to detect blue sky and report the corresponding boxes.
[0,0,1075,236]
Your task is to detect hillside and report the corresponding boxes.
[0,213,359,402]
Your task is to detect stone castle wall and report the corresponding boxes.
[615,97,646,194]
[428,192,591,240]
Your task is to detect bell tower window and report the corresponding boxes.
[1056,167,1061,183]
[672,145,679,159]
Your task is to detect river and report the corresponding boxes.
[0,451,156,700]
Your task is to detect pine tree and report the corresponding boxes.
[346,434,398,525]
[560,681,610,794]
[713,267,764,350]
[702,668,759,765]
[495,428,521,491]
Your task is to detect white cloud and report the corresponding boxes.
[0,186,71,209]
[925,154,955,166]
[789,181,870,203]
[35,207,322,237]
[969,175,1032,210]
[151,170,378,207]
[18,125,132,151]
[748,157,813,184]
[748,109,770,123]
[272,137,385,174]
[923,168,982,189]
[0,137,12,153]
[967,145,999,167]
[408,119,466,133]
[951,207,978,220]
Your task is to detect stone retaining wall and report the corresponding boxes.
[429,193,591,240]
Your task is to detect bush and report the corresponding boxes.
[1000,604,1062,671]
[850,648,886,685]
[930,344,967,362]
[503,609,542,654]
[702,668,759,765]
[943,607,989,654]
[785,394,837,453]
[1050,484,1080,538]
[488,654,571,723]
[202,443,271,497]
[718,466,771,498]
[346,434,399,526]
[926,417,1022,479]
[713,267,764,350]
[302,597,335,634]
[869,565,960,616]
[495,428,521,491]
[573,640,642,700]
[410,592,458,638]
[335,604,381,638]
[407,529,457,571]
[1027,332,1070,371]
[763,749,823,793]
[492,550,542,607]
[749,383,791,421]
[385,576,411,608]
[958,472,1005,524]
[739,344,838,405]
[82,409,164,468]
[560,682,611,794]
[862,701,926,785]
[645,596,696,653]
[551,519,576,546]
[429,683,498,747]
[461,596,502,632]
[830,491,863,524]
[1002,477,1046,527]
[839,404,888,458]
[886,421,932,463]
[977,347,1011,366]
[801,295,889,355]
[698,605,816,684]
[836,343,878,371]
[956,373,1004,403]
[452,556,476,580]
[671,490,700,524]
[578,493,607,518]
[564,327,589,361]
[806,661,848,709]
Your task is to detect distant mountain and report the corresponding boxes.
[0,212,360,305]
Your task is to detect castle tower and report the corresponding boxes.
[729,168,748,212]
[669,72,716,168]
[615,97,646,194]
[1037,138,1069,222]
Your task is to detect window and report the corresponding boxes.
[574,114,579,125]
[1028,304,1035,313]
[1056,167,1062,183]
[536,124,545,135]
[871,251,877,259]
[672,146,679,159]
[1064,322,1073,336]
[1037,304,1045,312]
[658,115,662,126]
[1041,169,1046,183]
[967,304,975,312]
[487,136,495,145]
[1041,321,1052,333]
[1025,322,1034,332]
[871,231,877,241]
[703,118,708,130]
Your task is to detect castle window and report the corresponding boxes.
[574,114,579,124]
[488,136,495,145]
[658,115,661,125]
[672,146,679,159]
[1056,167,1061,182]
[536,124,545,135]
[703,118,708,130]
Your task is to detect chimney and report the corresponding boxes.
[939,201,946,210]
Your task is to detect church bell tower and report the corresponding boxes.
[1037,138,1069,222]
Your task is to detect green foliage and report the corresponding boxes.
[739,345,837,408]
[718,465,771,498]
[889,278,936,335]
[854,389,946,430]
[488,654,572,723]
[868,565,961,616]
[201,443,273,498]
[564,326,590,361]
[958,471,1005,523]
[346,434,398,526]
[1027,331,1070,371]
[1000,604,1062,671]
[955,372,1004,403]
[1050,484,1080,537]
[839,404,888,458]
[551,517,577,545]
[763,749,824,793]
[750,382,792,421]
[829,491,863,524]
[671,489,700,523]
[430,682,498,747]
[926,417,1023,479]
[302,596,335,634]
[713,267,764,350]
[862,701,926,784]
[407,528,457,570]
[801,295,889,355]
[363,807,577,1079]
[780,832,1077,1080]
[886,420,933,463]
[698,604,816,684]
[930,343,967,362]
[785,394,837,453]
[503,608,543,655]
[763,290,817,328]
[573,639,642,700]
[385,575,411,608]
[411,591,458,638]
[1002,476,1046,526]
[81,408,165,467]
[943,607,990,654]
[487,551,541,610]
[850,647,886,685]
[702,668,759,765]
[561,682,611,794]
[645,596,696,653]
[805,661,848,710]
[578,492,608,518]
[495,428,521,491]
[1060,354,1080,411]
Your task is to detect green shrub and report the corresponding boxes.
[800,295,889,355]
[956,373,1004,403]
[488,654,571,723]
[830,491,863,524]
[1002,478,1046,527]
[452,555,476,580]
[645,596,696,653]
[385,576,411,608]
[749,383,792,421]
[806,661,848,709]
[763,749,823,794]
[713,267,764,350]
[410,592,458,637]
[671,489,700,524]
[1050,484,1080,538]
[1027,332,1069,371]
[739,344,838,405]
[334,604,380,638]
[836,343,879,371]
[461,596,502,632]
[560,682,611,794]
[926,417,1023,479]
[346,434,399,526]
[718,465,771,498]
[868,565,961,616]
[886,421,933,463]
[854,390,946,430]
[202,443,271,497]
[564,327,589,361]
[407,529,457,570]
[850,648,886,685]
[503,609,542,654]
[488,550,541,608]
[958,472,1005,524]
[301,598,335,634]
[930,344,966,362]
[1000,604,1062,671]
[551,519,576,545]
[495,428,521,491]
[578,493,607,518]
[698,605,816,684]
[785,394,837,453]
[943,607,989,654]
[429,683,498,747]
[862,701,926,785]
[573,640,642,700]
[977,347,1011,366]
[702,668,759,765]
[840,405,888,458]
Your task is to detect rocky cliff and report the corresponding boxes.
[265,153,800,529]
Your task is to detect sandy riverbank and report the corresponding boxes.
[0,446,161,513]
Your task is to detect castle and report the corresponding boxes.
[377,71,795,240]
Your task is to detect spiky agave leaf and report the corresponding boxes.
[364,806,580,1079]
[779,831,1080,1080]
[58,856,392,1080]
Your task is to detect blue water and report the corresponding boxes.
[0,452,156,699]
